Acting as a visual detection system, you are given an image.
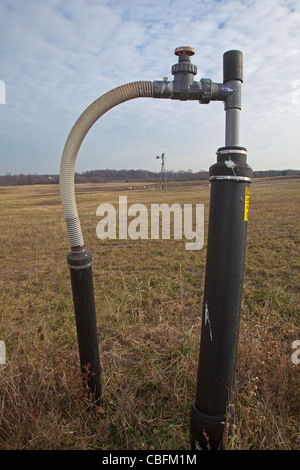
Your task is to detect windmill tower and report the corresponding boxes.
[156,153,167,190]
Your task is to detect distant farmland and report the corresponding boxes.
[0,180,299,450]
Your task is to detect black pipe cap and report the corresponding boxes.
[223,50,243,83]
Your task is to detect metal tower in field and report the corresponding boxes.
[156,153,167,189]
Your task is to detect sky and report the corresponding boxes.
[0,0,299,175]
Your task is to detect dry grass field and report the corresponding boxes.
[0,180,299,450]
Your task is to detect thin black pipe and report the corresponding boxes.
[67,248,102,405]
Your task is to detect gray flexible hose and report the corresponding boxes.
[60,81,154,249]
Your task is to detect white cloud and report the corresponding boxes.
[0,0,300,174]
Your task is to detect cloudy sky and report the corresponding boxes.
[0,0,299,175]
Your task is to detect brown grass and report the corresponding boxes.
[0,180,299,450]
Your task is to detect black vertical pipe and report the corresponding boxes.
[190,148,252,449]
[67,248,102,405]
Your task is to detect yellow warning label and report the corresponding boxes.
[244,187,250,221]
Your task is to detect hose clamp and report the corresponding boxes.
[209,175,252,182]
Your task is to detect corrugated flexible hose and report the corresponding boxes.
[60,81,154,249]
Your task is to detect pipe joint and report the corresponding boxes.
[190,399,227,450]
[153,78,233,103]
[190,399,234,450]
[209,146,253,180]
[153,47,234,104]
[67,248,93,270]
[223,79,241,110]
[153,79,201,101]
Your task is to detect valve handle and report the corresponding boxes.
[174,46,195,57]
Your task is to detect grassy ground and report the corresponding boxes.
[0,180,299,450]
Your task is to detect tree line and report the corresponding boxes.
[0,168,299,186]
